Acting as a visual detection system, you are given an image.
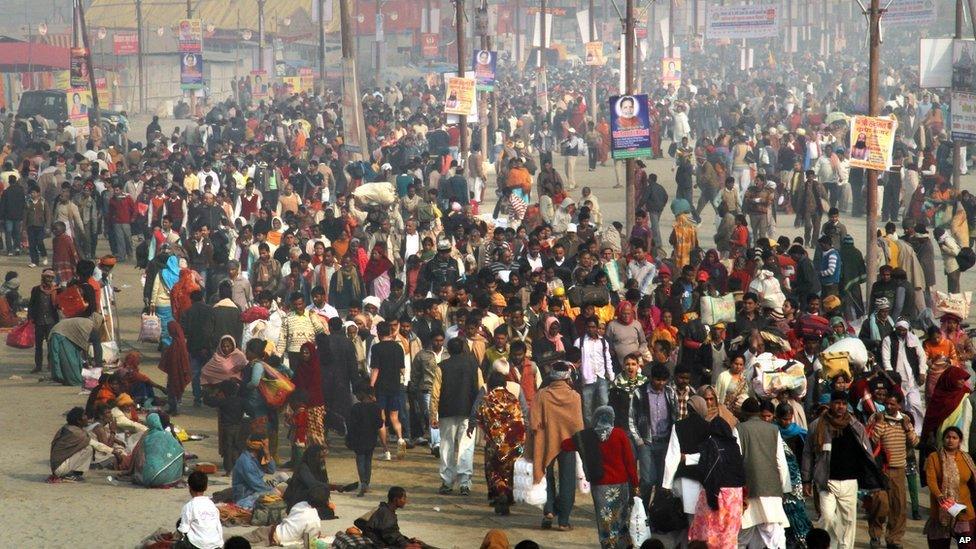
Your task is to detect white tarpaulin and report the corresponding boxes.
[920,38,953,88]
[705,4,779,40]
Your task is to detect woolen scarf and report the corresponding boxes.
[814,410,853,448]
[936,448,976,527]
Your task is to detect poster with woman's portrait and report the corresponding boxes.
[609,94,651,159]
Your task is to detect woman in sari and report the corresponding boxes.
[117,351,167,407]
[774,402,812,547]
[49,316,95,386]
[169,266,202,321]
[200,335,248,386]
[474,372,526,516]
[699,249,729,293]
[698,384,739,428]
[560,405,637,548]
[925,426,976,548]
[922,366,973,453]
[293,342,327,448]
[282,443,335,519]
[689,417,747,548]
[715,354,751,412]
[362,244,394,301]
[158,321,191,415]
[131,413,185,487]
[152,255,181,347]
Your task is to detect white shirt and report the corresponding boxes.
[307,302,339,323]
[197,170,220,194]
[178,496,224,549]
[273,501,321,544]
[575,336,614,384]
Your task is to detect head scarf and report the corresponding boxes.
[593,405,615,441]
[140,413,185,487]
[615,300,635,326]
[701,416,746,510]
[698,384,738,427]
[544,316,565,352]
[688,395,708,419]
[922,366,972,439]
[200,335,248,385]
[160,255,181,289]
[158,321,191,400]
[292,341,325,407]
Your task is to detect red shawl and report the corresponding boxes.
[293,341,325,407]
[158,320,191,400]
[922,366,972,439]
[363,245,394,286]
[170,269,200,321]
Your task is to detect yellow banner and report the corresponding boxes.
[661,57,682,85]
[585,41,605,66]
[849,115,898,171]
[444,77,476,116]
[66,88,92,137]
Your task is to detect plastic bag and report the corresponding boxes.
[258,364,295,408]
[575,452,591,494]
[629,496,651,546]
[6,320,35,349]
[82,367,102,390]
[138,312,161,343]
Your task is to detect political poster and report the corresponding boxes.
[444,76,475,116]
[953,40,976,94]
[705,4,779,40]
[444,70,478,124]
[472,49,496,91]
[178,19,203,52]
[70,47,88,88]
[584,41,605,66]
[884,0,938,27]
[661,57,681,85]
[113,32,139,55]
[919,38,953,88]
[250,70,269,100]
[180,53,204,90]
[421,33,438,58]
[609,94,651,159]
[848,115,898,171]
[951,93,976,142]
[65,88,91,137]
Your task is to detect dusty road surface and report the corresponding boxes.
[0,127,965,547]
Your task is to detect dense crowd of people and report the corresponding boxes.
[2,20,976,549]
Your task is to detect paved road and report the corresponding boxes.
[3,130,971,547]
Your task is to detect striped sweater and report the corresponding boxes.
[868,412,918,468]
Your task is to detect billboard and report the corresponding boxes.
[848,116,898,171]
[472,49,496,91]
[66,88,91,137]
[444,76,476,116]
[705,4,779,40]
[180,53,204,90]
[609,94,651,159]
[177,18,203,53]
[920,38,953,89]
[113,32,139,55]
[70,47,88,88]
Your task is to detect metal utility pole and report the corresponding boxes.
[588,0,597,122]
[537,0,548,112]
[478,0,491,156]
[954,0,964,191]
[318,0,326,93]
[339,0,368,158]
[75,0,101,126]
[668,0,675,57]
[624,0,636,231]
[257,0,266,71]
[515,0,522,77]
[455,0,468,157]
[135,0,145,112]
[865,0,882,290]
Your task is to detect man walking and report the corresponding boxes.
[430,337,482,495]
[737,398,792,548]
[574,318,614,427]
[865,392,917,549]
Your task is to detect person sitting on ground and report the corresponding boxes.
[358,486,431,548]
[233,434,278,509]
[282,444,336,519]
[131,413,185,487]
[49,406,121,482]
[245,487,327,546]
[176,470,223,549]
[111,392,148,434]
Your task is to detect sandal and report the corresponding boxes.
[540,513,554,529]
[554,524,573,532]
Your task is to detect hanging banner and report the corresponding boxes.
[472,49,496,91]
[531,13,553,48]
[919,38,953,88]
[250,70,269,99]
[375,14,384,42]
[536,69,548,111]
[585,41,605,66]
[70,47,89,88]
[953,40,976,94]
[609,94,652,159]
[54,71,70,91]
[66,88,91,137]
[848,115,898,171]
[444,76,475,116]
[299,67,314,92]
[180,53,204,90]
[705,4,779,40]
[444,71,478,124]
[113,32,139,55]
[952,93,976,142]
[576,9,596,42]
[421,33,439,58]
[178,19,203,52]
[884,0,938,27]
[661,57,681,85]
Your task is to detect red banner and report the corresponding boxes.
[113,32,139,55]
[421,33,438,58]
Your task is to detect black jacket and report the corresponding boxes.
[211,301,243,349]
[0,182,26,221]
[27,286,59,327]
[437,354,480,419]
[180,301,215,355]
[345,400,383,453]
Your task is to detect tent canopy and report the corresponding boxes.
[0,42,70,71]
[86,0,337,34]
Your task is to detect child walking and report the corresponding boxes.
[346,384,383,497]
